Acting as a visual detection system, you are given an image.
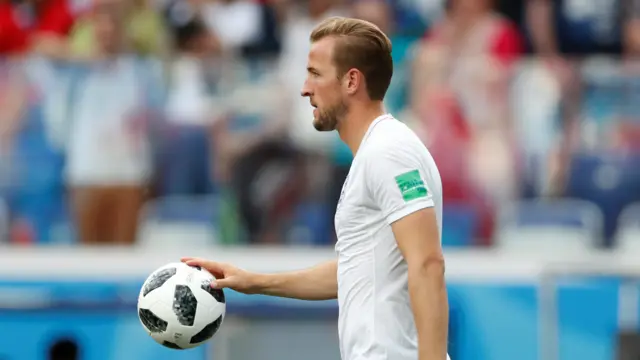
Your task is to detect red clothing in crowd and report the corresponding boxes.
[0,0,77,55]
[419,14,524,244]
[424,14,524,66]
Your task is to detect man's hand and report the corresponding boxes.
[181,257,338,300]
[181,257,260,294]
[391,207,448,360]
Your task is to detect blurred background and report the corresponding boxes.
[0,0,640,359]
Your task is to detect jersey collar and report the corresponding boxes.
[359,113,393,150]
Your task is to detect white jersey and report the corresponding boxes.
[334,114,447,360]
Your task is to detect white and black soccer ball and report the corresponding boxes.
[137,262,226,349]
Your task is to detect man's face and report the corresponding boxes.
[93,3,124,53]
[301,37,348,132]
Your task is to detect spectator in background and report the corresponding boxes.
[0,55,79,245]
[617,0,640,151]
[623,0,640,59]
[162,0,227,59]
[156,0,299,245]
[411,0,524,243]
[278,0,348,157]
[0,0,88,58]
[277,0,348,179]
[350,0,411,113]
[157,16,219,196]
[211,51,308,244]
[351,0,391,39]
[272,0,349,244]
[238,0,284,58]
[547,0,640,160]
[200,0,264,55]
[523,0,624,195]
[126,0,169,56]
[527,0,624,58]
[63,2,161,245]
[518,0,640,196]
[0,61,28,229]
[69,0,169,58]
[0,62,27,156]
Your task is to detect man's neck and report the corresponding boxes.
[337,102,386,155]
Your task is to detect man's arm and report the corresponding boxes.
[182,258,338,301]
[392,208,448,360]
[362,144,448,360]
[253,260,338,300]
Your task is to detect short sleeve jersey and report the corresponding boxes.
[334,114,446,360]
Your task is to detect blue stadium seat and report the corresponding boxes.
[155,125,213,196]
[442,204,478,248]
[141,195,219,223]
[496,199,604,251]
[286,202,333,246]
[287,202,478,248]
[565,153,640,246]
[614,202,640,251]
[136,195,220,247]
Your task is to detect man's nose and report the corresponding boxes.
[301,81,312,97]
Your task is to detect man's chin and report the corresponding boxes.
[313,119,330,132]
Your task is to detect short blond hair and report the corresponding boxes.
[310,16,393,101]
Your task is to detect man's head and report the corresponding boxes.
[93,1,126,54]
[174,19,210,57]
[301,17,393,132]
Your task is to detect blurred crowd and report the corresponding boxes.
[0,0,639,248]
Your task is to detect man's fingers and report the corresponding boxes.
[185,258,225,277]
[182,257,210,267]
[211,278,231,289]
[184,258,215,268]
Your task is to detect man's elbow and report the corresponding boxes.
[408,255,446,281]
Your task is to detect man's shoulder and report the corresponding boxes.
[364,118,425,158]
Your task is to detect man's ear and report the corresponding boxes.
[344,68,361,95]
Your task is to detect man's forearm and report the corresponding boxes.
[253,260,338,300]
[409,260,448,360]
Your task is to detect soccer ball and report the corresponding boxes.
[137,262,226,349]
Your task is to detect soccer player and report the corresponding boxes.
[183,16,450,360]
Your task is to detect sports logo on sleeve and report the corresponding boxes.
[394,170,428,202]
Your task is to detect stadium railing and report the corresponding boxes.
[0,246,639,360]
[539,260,640,360]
